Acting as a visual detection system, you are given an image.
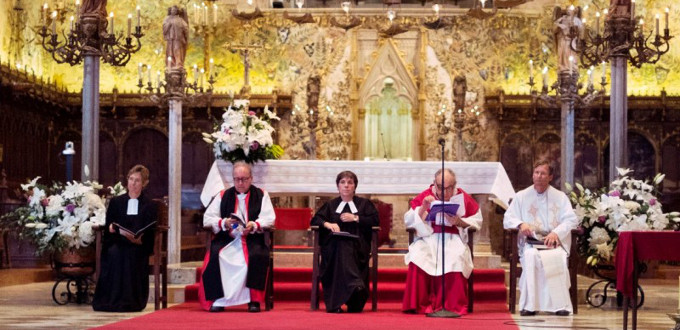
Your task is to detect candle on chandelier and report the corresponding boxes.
[655,13,660,37]
[529,59,534,80]
[70,15,74,32]
[542,66,548,87]
[167,56,172,68]
[665,8,669,31]
[209,58,214,78]
[109,12,114,35]
[138,63,143,82]
[147,65,152,84]
[156,70,161,88]
[639,18,644,35]
[200,68,205,88]
[193,64,199,82]
[136,6,141,28]
[568,55,574,75]
[75,0,80,20]
[51,11,57,35]
[631,0,636,20]
[587,66,594,85]
[601,61,607,82]
[203,5,208,27]
[212,4,218,27]
[127,14,132,38]
[42,3,48,26]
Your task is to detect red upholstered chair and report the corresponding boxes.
[370,199,394,247]
[407,227,476,312]
[504,228,581,314]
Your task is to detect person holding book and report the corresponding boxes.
[402,168,482,316]
[503,160,577,316]
[93,164,157,312]
[310,170,379,313]
[199,162,275,313]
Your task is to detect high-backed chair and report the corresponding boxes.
[406,227,477,312]
[0,228,10,268]
[273,208,314,247]
[504,227,581,314]
[94,198,169,310]
[370,199,394,247]
[310,225,380,311]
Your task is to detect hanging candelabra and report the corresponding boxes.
[137,59,217,106]
[37,2,144,66]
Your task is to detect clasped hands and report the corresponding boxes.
[323,212,357,232]
[419,196,468,228]
[222,217,258,235]
[518,223,560,248]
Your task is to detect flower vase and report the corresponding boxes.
[53,246,96,277]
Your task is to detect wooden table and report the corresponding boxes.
[615,231,680,330]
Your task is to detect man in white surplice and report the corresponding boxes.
[503,160,577,316]
[199,162,275,313]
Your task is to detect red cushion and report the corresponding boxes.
[274,208,313,230]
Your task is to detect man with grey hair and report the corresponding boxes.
[503,160,577,316]
[402,168,483,316]
[199,162,275,313]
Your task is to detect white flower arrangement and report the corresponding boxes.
[202,100,284,164]
[567,168,680,266]
[1,177,107,255]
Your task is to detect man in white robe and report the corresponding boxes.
[503,160,577,316]
[402,168,483,316]
[199,162,275,313]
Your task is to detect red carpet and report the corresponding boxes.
[94,302,519,330]
[185,267,508,308]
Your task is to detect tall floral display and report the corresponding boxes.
[202,100,284,164]
[568,168,680,266]
[0,177,107,256]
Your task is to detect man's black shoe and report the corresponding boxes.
[248,302,261,313]
[555,310,570,316]
[519,310,536,316]
[327,308,343,313]
[209,305,224,313]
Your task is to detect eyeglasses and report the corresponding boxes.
[233,177,252,183]
[435,184,455,192]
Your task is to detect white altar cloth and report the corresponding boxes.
[201,160,515,207]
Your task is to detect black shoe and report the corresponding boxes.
[248,302,261,313]
[519,310,536,316]
[327,308,344,313]
[555,310,570,316]
[209,305,224,313]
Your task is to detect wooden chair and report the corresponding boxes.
[203,225,274,311]
[504,227,581,314]
[0,228,10,268]
[406,227,477,312]
[94,198,169,310]
[310,225,380,312]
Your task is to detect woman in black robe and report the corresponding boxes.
[310,171,379,313]
[92,165,157,312]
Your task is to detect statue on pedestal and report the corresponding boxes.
[554,6,583,73]
[163,6,189,70]
[79,0,107,17]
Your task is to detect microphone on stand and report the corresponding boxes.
[380,132,389,161]
[438,138,446,146]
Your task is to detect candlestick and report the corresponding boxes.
[127,14,132,38]
[138,62,143,82]
[631,0,635,20]
[655,13,660,37]
[542,66,548,87]
[529,59,534,79]
[147,65,152,85]
[42,3,48,26]
[666,8,670,31]
[595,12,600,36]
[136,6,141,27]
[51,11,57,35]
[109,12,114,35]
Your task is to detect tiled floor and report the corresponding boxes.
[0,278,678,329]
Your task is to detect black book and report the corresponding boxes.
[113,221,157,239]
[526,236,550,249]
[331,231,359,239]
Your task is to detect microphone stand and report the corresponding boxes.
[426,138,460,318]
[380,132,388,160]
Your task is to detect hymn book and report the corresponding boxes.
[425,202,460,223]
[113,221,157,239]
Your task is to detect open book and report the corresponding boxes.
[526,236,551,249]
[425,202,460,222]
[113,221,156,239]
[230,213,247,227]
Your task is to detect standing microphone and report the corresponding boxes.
[438,138,446,146]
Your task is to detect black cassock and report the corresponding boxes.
[92,193,156,312]
[310,196,379,312]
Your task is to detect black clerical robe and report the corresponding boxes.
[92,193,157,312]
[310,196,379,312]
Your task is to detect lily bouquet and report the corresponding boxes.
[0,176,107,256]
[567,168,680,266]
[202,100,284,164]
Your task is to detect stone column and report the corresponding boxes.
[81,55,100,181]
[609,56,628,183]
[165,69,186,265]
[559,71,576,190]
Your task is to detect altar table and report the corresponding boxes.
[615,231,680,330]
[201,160,516,207]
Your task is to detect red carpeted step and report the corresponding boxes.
[185,267,508,305]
